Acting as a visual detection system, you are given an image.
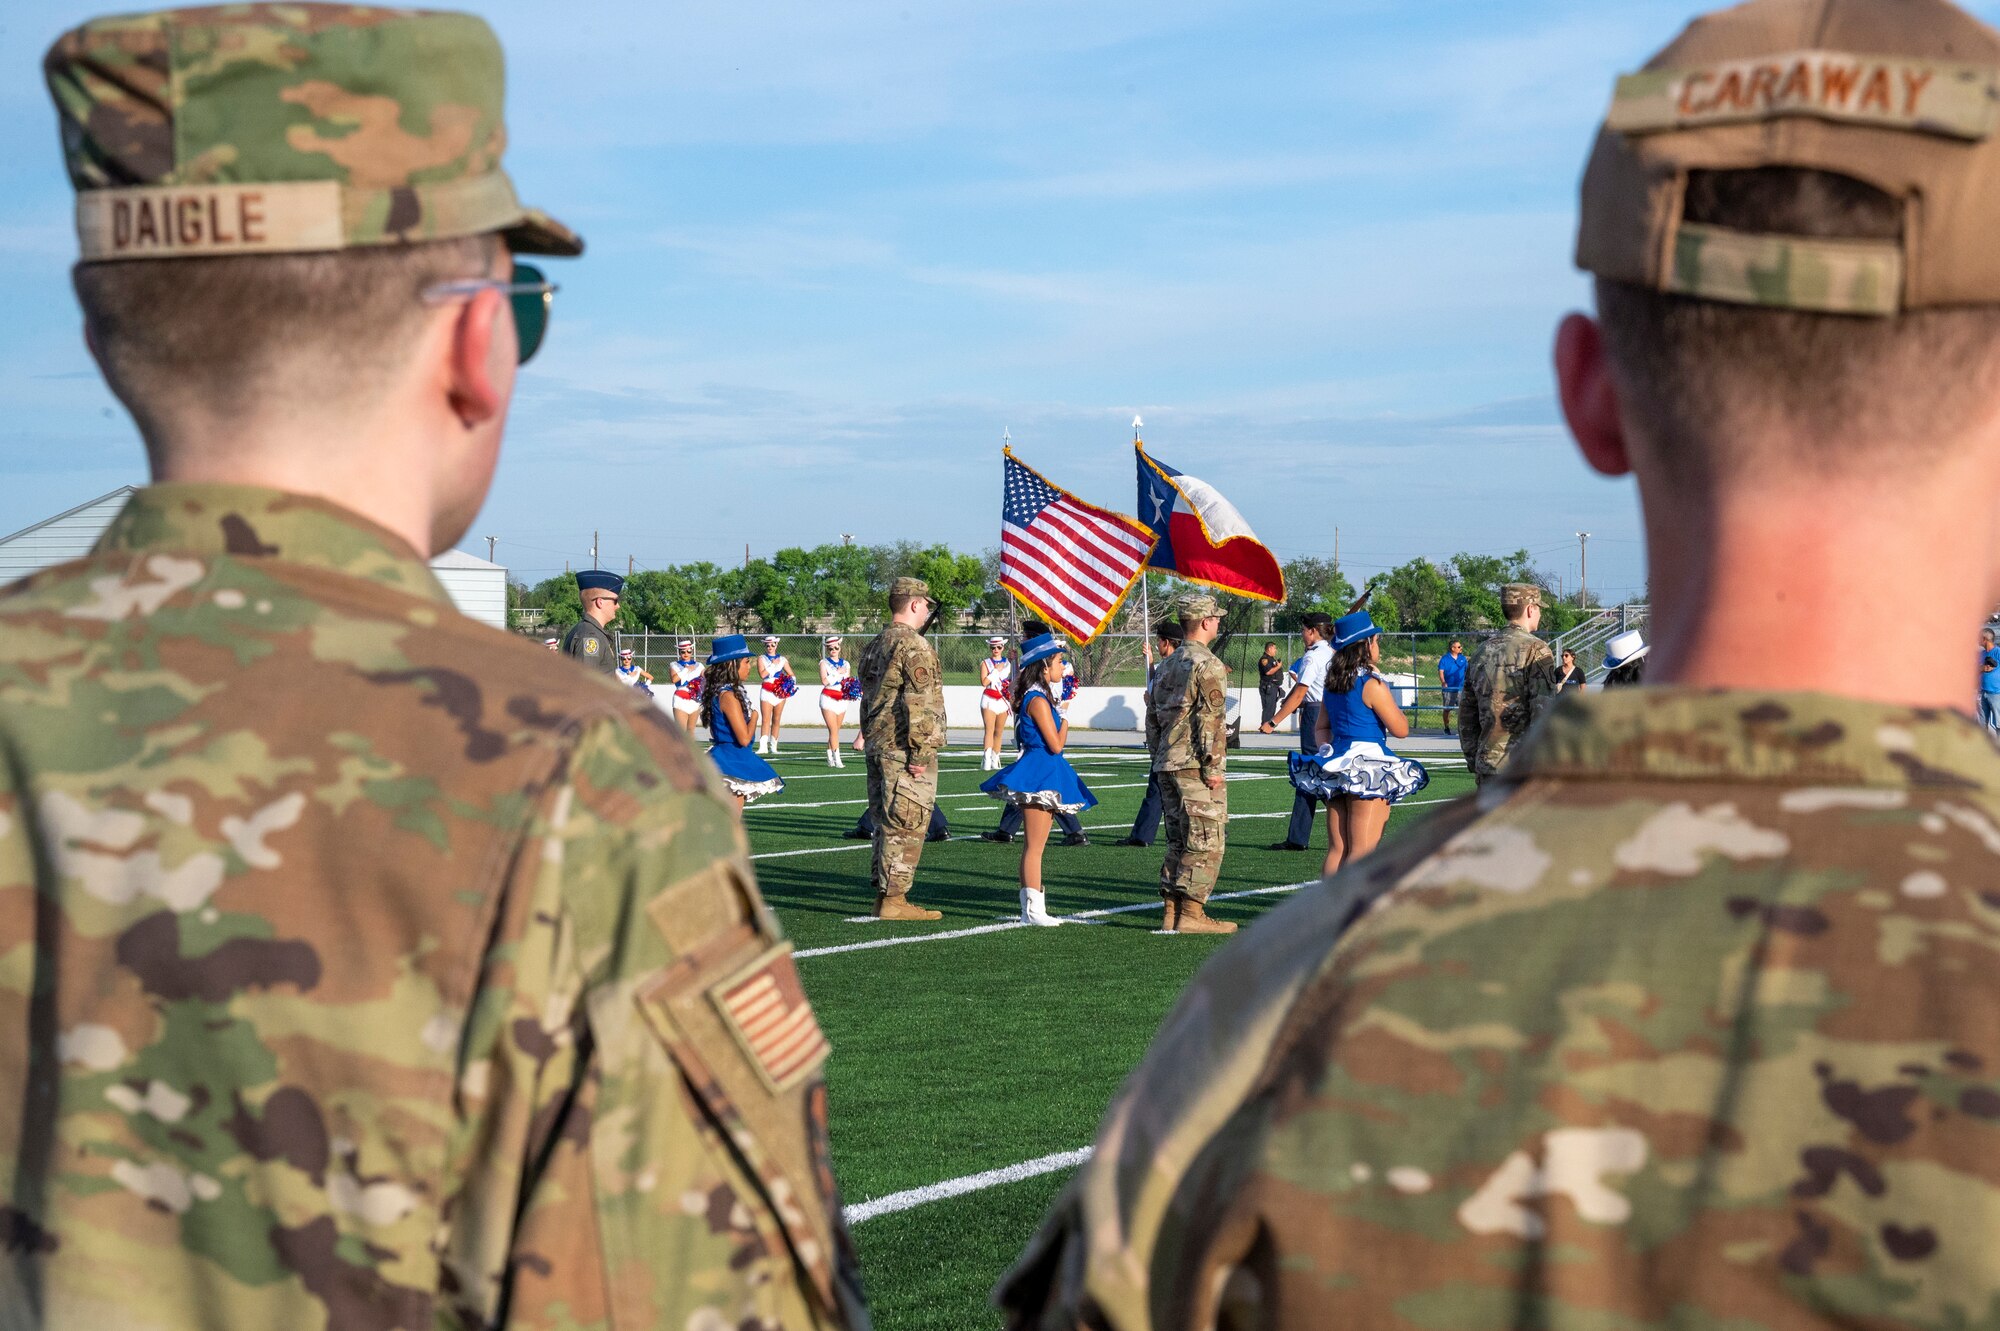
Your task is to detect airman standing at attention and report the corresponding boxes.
[859,576,946,921]
[1147,594,1234,935]
[2,8,865,1328]
[561,568,622,675]
[999,0,2000,1325]
[1459,581,1560,783]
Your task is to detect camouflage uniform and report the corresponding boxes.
[1002,0,2000,1323]
[859,579,945,913]
[9,8,863,1329]
[1000,689,2000,1328]
[0,488,866,1329]
[1147,597,1229,917]
[1459,585,1560,784]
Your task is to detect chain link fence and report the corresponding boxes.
[614,625,1641,732]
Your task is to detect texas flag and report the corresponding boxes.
[1136,440,1286,603]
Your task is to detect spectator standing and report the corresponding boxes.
[1555,647,1586,691]
[1436,638,1468,732]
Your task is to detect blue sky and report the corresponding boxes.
[14,0,1969,602]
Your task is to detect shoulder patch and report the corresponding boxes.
[710,944,830,1093]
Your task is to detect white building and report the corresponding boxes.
[0,486,510,630]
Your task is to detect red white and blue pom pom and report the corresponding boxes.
[1060,674,1078,702]
[774,672,799,699]
[841,677,864,701]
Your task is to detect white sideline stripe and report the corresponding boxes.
[747,772,1283,813]
[752,795,1464,858]
[845,1147,1094,1225]
[795,880,1318,960]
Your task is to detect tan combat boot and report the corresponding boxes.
[1175,898,1237,935]
[1158,896,1180,933]
[875,895,943,922]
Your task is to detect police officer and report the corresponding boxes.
[8,8,864,1328]
[1146,594,1234,934]
[859,576,947,920]
[999,0,2000,1323]
[561,568,622,675]
[1458,582,1560,784]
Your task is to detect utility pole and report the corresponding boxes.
[1576,532,1590,610]
[1334,526,1339,571]
[627,554,634,576]
[591,531,599,571]
[744,543,750,570]
[485,535,496,563]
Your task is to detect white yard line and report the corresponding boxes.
[753,795,1465,857]
[845,1147,1094,1225]
[794,880,1318,959]
[747,773,1283,814]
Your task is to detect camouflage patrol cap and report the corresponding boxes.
[44,4,581,262]
[889,577,930,602]
[1578,0,2000,314]
[1501,582,1543,611]
[1177,592,1222,621]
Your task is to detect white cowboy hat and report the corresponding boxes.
[1602,630,1649,670]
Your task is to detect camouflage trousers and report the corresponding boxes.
[1159,768,1226,903]
[868,754,937,900]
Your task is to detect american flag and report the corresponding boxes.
[713,947,830,1093]
[1000,450,1155,643]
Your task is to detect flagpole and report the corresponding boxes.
[1133,415,1149,636]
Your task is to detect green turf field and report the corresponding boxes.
[739,740,1475,1329]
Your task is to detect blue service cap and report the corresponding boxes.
[576,570,624,595]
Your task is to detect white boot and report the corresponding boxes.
[1020,888,1061,927]
[836,748,845,768]
[827,748,838,768]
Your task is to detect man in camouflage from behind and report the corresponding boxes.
[1145,594,1234,935]
[1458,581,1560,784]
[1000,0,2000,1325]
[859,577,946,921]
[3,8,865,1329]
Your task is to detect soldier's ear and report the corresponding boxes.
[1555,312,1630,479]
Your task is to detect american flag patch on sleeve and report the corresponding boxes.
[709,945,831,1093]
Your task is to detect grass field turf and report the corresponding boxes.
[738,740,1476,1329]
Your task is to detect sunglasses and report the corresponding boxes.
[423,261,558,365]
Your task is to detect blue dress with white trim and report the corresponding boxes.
[707,687,785,804]
[981,685,1097,814]
[1288,673,1429,803]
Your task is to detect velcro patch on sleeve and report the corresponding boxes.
[1608,52,1999,140]
[709,945,830,1093]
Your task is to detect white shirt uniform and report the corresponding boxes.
[820,657,852,713]
[980,658,1013,715]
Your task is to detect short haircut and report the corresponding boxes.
[890,593,926,614]
[75,234,498,436]
[1597,167,2000,485]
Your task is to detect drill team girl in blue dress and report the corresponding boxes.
[1288,610,1427,877]
[981,633,1096,926]
[702,634,785,810]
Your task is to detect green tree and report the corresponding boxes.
[1278,556,1356,626]
[1382,558,1453,633]
[526,574,582,632]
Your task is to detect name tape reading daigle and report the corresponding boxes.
[1608,50,2000,139]
[76,181,344,260]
